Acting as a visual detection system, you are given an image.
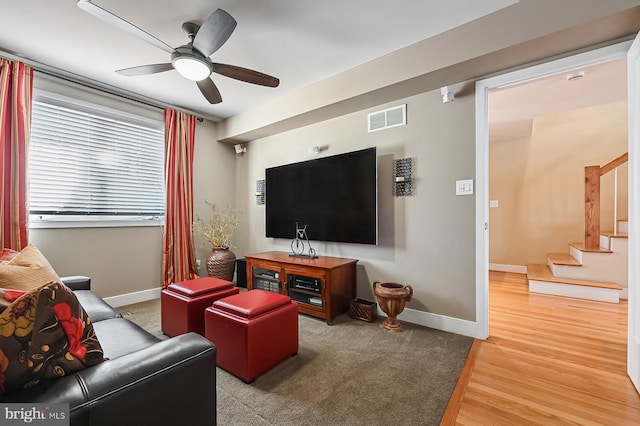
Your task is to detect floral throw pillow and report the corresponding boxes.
[0,248,18,263]
[0,281,105,396]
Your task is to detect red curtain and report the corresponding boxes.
[0,58,33,250]
[162,109,198,287]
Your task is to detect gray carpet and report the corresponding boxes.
[119,299,472,425]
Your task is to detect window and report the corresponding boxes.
[28,91,165,228]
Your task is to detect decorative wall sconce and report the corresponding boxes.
[255,179,265,205]
[393,157,415,197]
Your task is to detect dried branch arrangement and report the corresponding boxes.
[194,202,240,249]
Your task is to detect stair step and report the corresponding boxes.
[601,231,629,239]
[526,264,622,290]
[527,264,621,303]
[547,253,581,266]
[570,242,612,254]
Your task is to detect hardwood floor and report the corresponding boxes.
[443,271,640,425]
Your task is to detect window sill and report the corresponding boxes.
[29,216,165,229]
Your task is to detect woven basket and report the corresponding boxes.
[349,299,377,323]
[206,247,236,282]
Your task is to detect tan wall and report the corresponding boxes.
[234,83,478,321]
[489,101,628,266]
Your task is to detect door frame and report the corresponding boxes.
[626,32,640,391]
[474,41,632,340]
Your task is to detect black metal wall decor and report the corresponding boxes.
[256,179,265,205]
[393,157,415,197]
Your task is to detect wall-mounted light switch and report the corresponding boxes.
[455,179,474,195]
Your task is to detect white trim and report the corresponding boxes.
[29,216,164,229]
[627,31,640,392]
[475,41,631,342]
[104,287,161,308]
[489,263,528,274]
[529,280,620,304]
[377,306,478,338]
[475,77,490,340]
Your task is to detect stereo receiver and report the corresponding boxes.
[288,274,321,293]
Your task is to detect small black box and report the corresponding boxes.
[235,258,247,288]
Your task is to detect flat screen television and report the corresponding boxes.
[265,147,377,245]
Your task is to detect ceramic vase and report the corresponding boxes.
[372,281,413,332]
[206,247,236,282]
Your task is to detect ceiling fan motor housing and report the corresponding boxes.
[171,45,213,81]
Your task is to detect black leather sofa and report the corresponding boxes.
[0,276,217,426]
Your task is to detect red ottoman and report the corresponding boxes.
[161,277,238,337]
[205,290,298,383]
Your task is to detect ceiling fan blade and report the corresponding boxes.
[211,63,280,87]
[192,9,237,57]
[77,0,174,54]
[116,63,174,76]
[197,78,222,104]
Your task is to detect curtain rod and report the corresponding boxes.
[0,50,210,122]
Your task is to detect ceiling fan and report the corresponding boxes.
[76,0,279,104]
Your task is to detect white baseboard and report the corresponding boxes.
[377,306,478,338]
[104,287,161,308]
[489,263,527,274]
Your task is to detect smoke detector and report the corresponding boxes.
[566,71,585,82]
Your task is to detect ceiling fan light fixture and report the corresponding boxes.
[172,55,212,81]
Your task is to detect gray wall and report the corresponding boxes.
[225,0,640,327]
[234,83,477,321]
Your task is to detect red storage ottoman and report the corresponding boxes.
[205,290,298,383]
[161,277,238,337]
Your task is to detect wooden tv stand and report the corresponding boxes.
[245,251,358,325]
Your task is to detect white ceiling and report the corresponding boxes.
[0,0,518,120]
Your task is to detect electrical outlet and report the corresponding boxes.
[196,259,201,269]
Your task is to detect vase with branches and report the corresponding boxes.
[195,202,240,281]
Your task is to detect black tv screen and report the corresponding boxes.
[265,147,377,245]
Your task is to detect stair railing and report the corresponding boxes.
[584,152,628,250]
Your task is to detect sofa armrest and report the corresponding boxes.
[72,333,217,426]
[0,333,217,426]
[60,275,91,291]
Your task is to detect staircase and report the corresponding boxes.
[527,222,627,303]
[526,153,628,304]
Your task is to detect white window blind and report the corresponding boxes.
[29,92,165,219]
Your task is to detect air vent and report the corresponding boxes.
[367,104,406,132]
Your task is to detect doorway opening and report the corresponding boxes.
[475,41,632,340]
